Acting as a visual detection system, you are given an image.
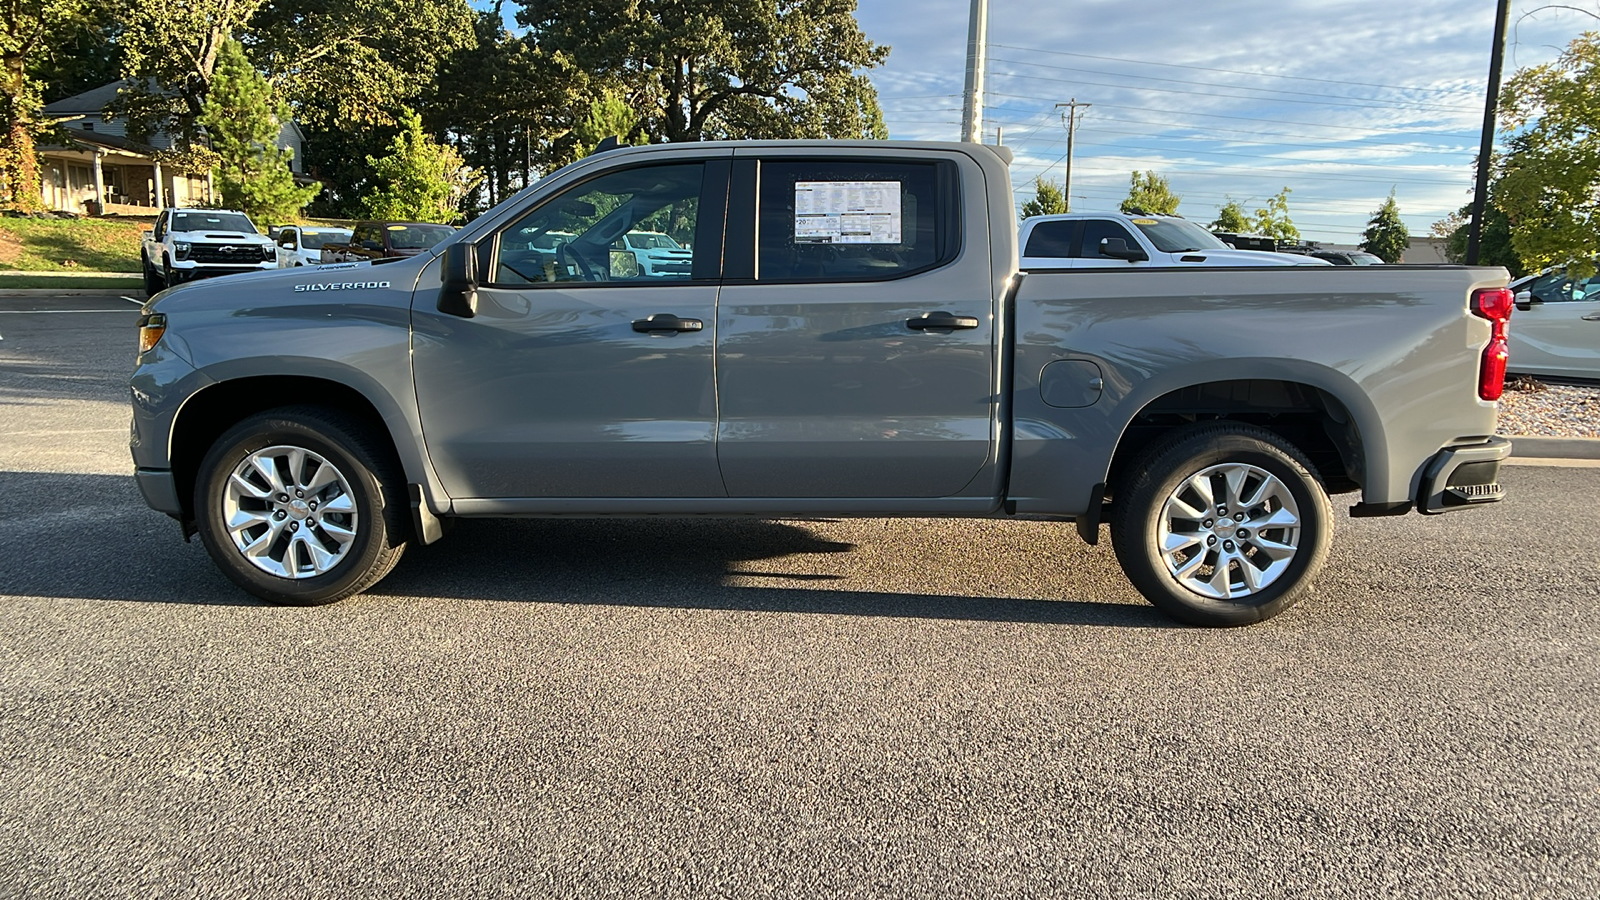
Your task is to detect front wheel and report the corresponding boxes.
[194,407,407,605]
[1110,423,1332,626]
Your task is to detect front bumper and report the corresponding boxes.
[1418,436,1512,514]
[135,468,183,515]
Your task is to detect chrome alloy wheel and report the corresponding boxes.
[1156,462,1302,600]
[222,445,358,579]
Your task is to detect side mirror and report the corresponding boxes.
[1100,237,1149,262]
[609,249,640,279]
[438,242,478,318]
[1516,289,1543,312]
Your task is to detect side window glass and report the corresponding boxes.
[493,163,703,286]
[1079,220,1138,259]
[755,160,952,282]
[1023,221,1076,258]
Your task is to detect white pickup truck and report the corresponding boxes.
[1020,212,1329,269]
[141,208,278,294]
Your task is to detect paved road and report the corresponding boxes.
[2,301,1597,898]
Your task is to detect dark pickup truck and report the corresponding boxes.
[130,140,1513,625]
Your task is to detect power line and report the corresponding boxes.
[981,65,1484,115]
[986,43,1482,97]
[984,55,1484,114]
[983,91,1479,136]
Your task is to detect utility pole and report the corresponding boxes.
[960,0,988,143]
[1468,0,1511,265]
[1055,98,1091,213]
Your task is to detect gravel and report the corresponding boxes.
[1497,376,1600,438]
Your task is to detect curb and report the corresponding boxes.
[0,271,142,278]
[1508,435,1600,460]
[0,289,146,298]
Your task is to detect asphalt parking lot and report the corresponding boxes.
[2,298,1597,897]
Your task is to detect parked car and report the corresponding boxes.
[131,140,1510,627]
[274,226,354,268]
[1311,250,1385,266]
[320,221,456,263]
[141,208,277,293]
[1508,267,1600,380]
[1021,212,1331,268]
[613,230,694,277]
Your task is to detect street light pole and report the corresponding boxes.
[1468,0,1512,265]
[960,0,989,143]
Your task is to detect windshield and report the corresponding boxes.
[171,212,257,234]
[298,229,352,250]
[627,232,682,250]
[1348,253,1384,265]
[386,224,456,250]
[1130,218,1229,253]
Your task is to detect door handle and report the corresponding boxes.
[906,311,980,331]
[631,314,704,333]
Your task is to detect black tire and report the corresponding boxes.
[142,260,163,295]
[194,406,408,605]
[161,258,177,287]
[1109,422,1333,627]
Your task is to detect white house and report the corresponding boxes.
[37,79,306,215]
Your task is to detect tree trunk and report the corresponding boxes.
[1,53,41,210]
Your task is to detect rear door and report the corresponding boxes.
[712,152,998,498]
[1020,219,1080,268]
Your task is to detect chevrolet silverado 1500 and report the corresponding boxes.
[130,141,1513,626]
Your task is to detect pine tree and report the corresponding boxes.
[198,40,319,222]
[1360,189,1409,263]
[1020,177,1067,218]
[362,108,480,223]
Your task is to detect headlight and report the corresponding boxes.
[263,245,276,260]
[173,241,191,260]
[137,312,167,355]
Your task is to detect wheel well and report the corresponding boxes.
[1106,379,1364,499]
[169,376,396,521]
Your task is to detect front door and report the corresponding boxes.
[412,158,730,498]
[713,155,998,498]
[1513,272,1600,379]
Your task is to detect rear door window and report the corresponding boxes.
[753,159,958,282]
[1023,220,1078,258]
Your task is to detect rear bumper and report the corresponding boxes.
[1417,436,1512,514]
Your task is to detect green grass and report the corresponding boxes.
[0,217,153,272]
[0,274,144,290]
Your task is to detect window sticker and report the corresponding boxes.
[794,181,902,244]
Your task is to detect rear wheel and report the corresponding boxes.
[1110,423,1332,626]
[194,407,407,605]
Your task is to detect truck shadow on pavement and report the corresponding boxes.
[0,471,1167,627]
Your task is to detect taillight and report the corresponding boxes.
[1470,287,1513,401]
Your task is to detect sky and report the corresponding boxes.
[853,0,1600,243]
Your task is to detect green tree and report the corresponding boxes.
[1019,177,1066,218]
[2,0,89,208]
[1360,189,1409,263]
[361,108,480,223]
[570,90,642,160]
[1252,187,1299,242]
[115,0,265,142]
[1497,33,1600,276]
[1210,197,1250,232]
[514,0,889,144]
[1440,202,1524,276]
[1120,170,1179,215]
[199,40,318,221]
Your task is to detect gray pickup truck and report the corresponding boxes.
[130,141,1514,626]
